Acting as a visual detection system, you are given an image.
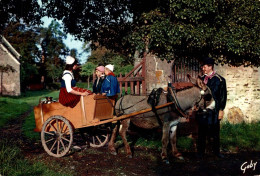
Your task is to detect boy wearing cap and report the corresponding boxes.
[59,56,91,108]
[197,57,227,159]
[101,64,120,97]
[93,65,105,94]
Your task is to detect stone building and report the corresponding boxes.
[143,54,260,123]
[0,36,21,96]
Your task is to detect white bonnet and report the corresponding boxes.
[105,64,114,72]
[66,56,75,65]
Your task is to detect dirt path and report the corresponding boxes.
[1,111,260,176]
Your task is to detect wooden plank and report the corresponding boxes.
[121,60,144,81]
[172,82,194,90]
[118,77,144,82]
[136,81,140,95]
[130,81,134,94]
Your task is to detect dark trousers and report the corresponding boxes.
[197,111,220,155]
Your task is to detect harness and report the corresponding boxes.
[116,95,147,116]
[147,88,164,126]
[167,83,207,118]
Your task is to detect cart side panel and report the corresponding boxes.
[34,95,104,132]
[43,102,84,129]
[81,95,96,125]
[34,102,68,132]
[94,97,115,120]
[34,105,42,132]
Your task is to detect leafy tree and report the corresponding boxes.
[80,62,96,88]
[87,46,134,72]
[42,0,260,66]
[36,20,69,85]
[0,0,42,34]
[2,23,40,90]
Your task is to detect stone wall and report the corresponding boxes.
[0,44,21,96]
[144,54,260,123]
[215,64,260,123]
[145,54,173,93]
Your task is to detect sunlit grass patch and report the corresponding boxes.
[220,122,260,152]
[0,99,31,128]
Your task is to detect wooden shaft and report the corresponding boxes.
[82,102,174,127]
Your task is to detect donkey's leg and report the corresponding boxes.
[108,123,119,155]
[161,122,170,161]
[119,119,132,158]
[169,122,184,160]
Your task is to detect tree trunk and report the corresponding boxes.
[87,76,90,89]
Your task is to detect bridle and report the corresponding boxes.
[167,85,211,118]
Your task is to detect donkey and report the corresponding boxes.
[108,75,215,162]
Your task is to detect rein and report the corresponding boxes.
[167,86,188,118]
[167,84,207,118]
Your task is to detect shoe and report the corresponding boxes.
[215,153,224,158]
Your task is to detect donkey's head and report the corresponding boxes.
[187,74,215,111]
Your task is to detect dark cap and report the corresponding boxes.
[202,57,215,66]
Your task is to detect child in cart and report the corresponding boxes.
[59,56,92,108]
[101,64,120,98]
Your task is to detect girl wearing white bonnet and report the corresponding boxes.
[59,56,91,108]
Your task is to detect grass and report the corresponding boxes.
[0,99,31,128]
[220,122,260,151]
[122,122,260,153]
[0,90,73,176]
[0,139,73,176]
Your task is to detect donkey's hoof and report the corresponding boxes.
[110,151,117,155]
[175,153,184,160]
[177,156,184,160]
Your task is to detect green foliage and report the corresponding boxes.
[42,0,260,66]
[129,0,260,66]
[37,20,70,84]
[2,23,40,89]
[81,62,96,77]
[0,0,41,31]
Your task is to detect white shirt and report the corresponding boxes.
[62,70,74,93]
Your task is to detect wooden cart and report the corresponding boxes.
[34,94,173,157]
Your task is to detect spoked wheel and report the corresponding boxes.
[41,115,73,157]
[88,126,111,148]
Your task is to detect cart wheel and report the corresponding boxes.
[41,115,73,157]
[89,126,110,148]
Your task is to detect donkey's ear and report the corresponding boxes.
[187,74,197,85]
[197,77,207,90]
